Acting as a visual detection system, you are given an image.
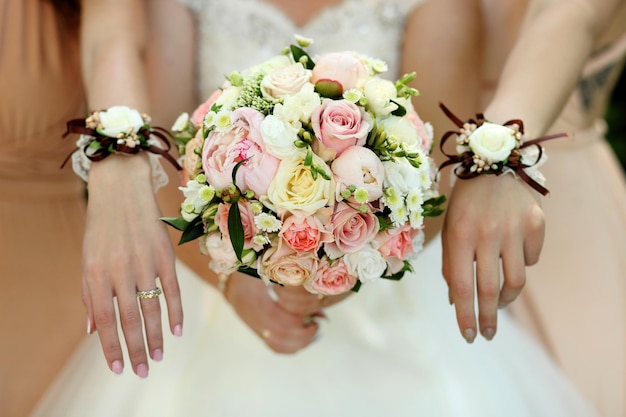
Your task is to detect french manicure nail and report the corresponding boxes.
[152,349,163,362]
[482,328,495,341]
[136,363,149,379]
[111,360,123,375]
[463,328,476,344]
[173,324,183,337]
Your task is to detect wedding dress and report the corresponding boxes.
[31,1,604,416]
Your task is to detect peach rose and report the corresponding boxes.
[279,211,334,255]
[373,224,418,275]
[310,52,369,93]
[303,258,356,296]
[200,233,239,276]
[311,99,372,161]
[259,242,318,287]
[325,202,378,258]
[181,131,204,185]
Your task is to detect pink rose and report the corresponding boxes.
[373,224,418,275]
[311,99,372,161]
[304,258,356,296]
[259,242,318,287]
[202,108,279,196]
[215,201,262,251]
[325,202,378,257]
[310,52,369,93]
[331,146,385,202]
[191,89,223,127]
[181,131,204,185]
[279,209,334,255]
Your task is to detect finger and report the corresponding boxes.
[88,279,124,374]
[137,283,164,363]
[273,285,323,316]
[522,204,545,265]
[117,289,150,378]
[441,220,452,289]
[260,302,319,354]
[82,280,95,335]
[447,237,477,343]
[475,245,501,341]
[499,240,526,309]
[159,252,183,337]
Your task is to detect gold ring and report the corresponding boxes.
[136,287,162,299]
[261,329,271,340]
[317,294,326,304]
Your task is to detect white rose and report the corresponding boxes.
[274,83,320,125]
[383,157,422,195]
[469,122,518,163]
[267,150,334,216]
[377,115,421,148]
[171,112,190,132]
[261,63,312,100]
[260,115,299,159]
[363,77,398,116]
[343,246,387,283]
[98,106,144,137]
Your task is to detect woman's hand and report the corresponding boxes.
[225,274,322,354]
[82,155,183,377]
[268,284,352,318]
[442,174,544,343]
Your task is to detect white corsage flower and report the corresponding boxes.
[97,106,144,137]
[468,122,518,164]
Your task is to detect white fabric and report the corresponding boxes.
[32,1,600,416]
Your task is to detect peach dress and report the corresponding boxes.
[0,1,87,416]
[510,35,626,417]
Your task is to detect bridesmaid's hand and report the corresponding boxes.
[442,174,544,343]
[82,155,183,377]
[225,274,319,354]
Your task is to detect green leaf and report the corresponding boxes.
[290,45,315,70]
[228,202,245,261]
[231,158,249,185]
[179,217,205,245]
[381,260,414,281]
[160,216,189,231]
[238,266,261,279]
[390,100,407,117]
[350,280,362,293]
[315,80,343,99]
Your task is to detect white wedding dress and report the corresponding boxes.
[31,1,600,416]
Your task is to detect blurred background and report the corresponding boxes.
[607,69,626,171]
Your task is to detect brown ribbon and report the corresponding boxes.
[60,118,182,171]
[438,102,567,196]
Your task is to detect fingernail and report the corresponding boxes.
[312,311,327,320]
[111,360,123,375]
[173,324,183,337]
[136,363,149,379]
[482,328,496,341]
[86,317,93,334]
[152,349,163,362]
[448,289,453,305]
[463,328,476,344]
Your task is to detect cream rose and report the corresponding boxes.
[382,157,423,195]
[343,245,387,284]
[267,150,333,216]
[468,122,518,163]
[261,63,312,100]
[331,146,385,202]
[377,115,421,149]
[97,106,144,137]
[363,77,398,116]
[260,115,299,159]
[258,243,318,287]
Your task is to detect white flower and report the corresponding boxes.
[405,189,424,212]
[260,115,299,159]
[389,206,408,227]
[254,212,282,233]
[261,63,312,100]
[377,115,421,148]
[343,246,387,283]
[409,210,424,229]
[179,179,209,214]
[295,34,314,47]
[468,122,518,164]
[343,89,363,103]
[171,112,190,132]
[382,187,403,210]
[274,83,320,125]
[97,106,144,137]
[382,158,422,195]
[214,86,241,110]
[252,234,271,246]
[363,78,398,116]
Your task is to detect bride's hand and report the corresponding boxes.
[268,284,352,317]
[442,174,544,343]
[82,156,183,377]
[225,274,319,354]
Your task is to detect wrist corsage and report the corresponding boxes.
[61,106,182,189]
[438,102,567,195]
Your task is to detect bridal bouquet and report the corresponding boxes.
[165,36,445,295]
